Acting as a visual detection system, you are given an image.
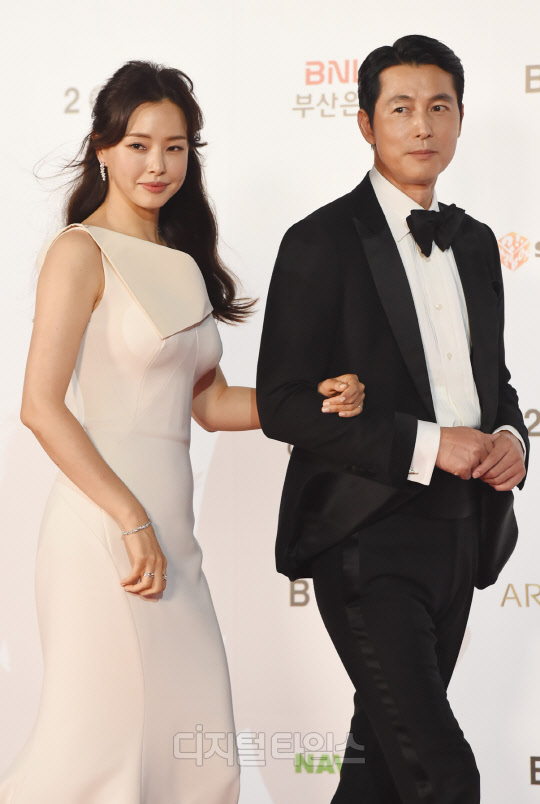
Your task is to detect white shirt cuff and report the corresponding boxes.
[493,425,526,458]
[408,421,441,485]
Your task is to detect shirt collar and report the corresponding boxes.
[369,166,439,243]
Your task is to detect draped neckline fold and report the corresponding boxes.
[45,223,214,340]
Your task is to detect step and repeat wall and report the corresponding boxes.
[1,0,540,801]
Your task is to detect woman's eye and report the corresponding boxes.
[393,107,405,114]
[168,145,184,151]
[128,142,146,150]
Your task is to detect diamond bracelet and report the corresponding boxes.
[121,520,152,536]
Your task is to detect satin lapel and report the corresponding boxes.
[351,177,435,421]
[450,223,499,429]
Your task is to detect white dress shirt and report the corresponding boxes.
[369,167,524,485]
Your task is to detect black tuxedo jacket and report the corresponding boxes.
[256,173,528,586]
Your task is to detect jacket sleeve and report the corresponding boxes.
[484,225,529,486]
[256,220,417,489]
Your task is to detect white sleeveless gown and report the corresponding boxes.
[0,225,239,804]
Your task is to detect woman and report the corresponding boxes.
[0,61,365,803]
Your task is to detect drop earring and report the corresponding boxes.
[99,162,107,182]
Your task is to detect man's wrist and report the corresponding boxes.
[408,420,440,485]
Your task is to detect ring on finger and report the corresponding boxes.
[143,572,155,578]
[162,574,167,581]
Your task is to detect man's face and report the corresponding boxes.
[358,63,463,199]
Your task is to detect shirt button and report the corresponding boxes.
[447,352,453,360]
[435,303,443,311]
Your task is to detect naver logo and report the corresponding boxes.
[294,733,365,773]
[295,754,344,774]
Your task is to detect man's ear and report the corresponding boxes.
[357,109,375,146]
[458,104,464,137]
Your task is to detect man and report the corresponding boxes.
[256,35,528,804]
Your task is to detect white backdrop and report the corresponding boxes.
[1,1,540,801]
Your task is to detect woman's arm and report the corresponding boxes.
[192,366,259,432]
[192,367,365,432]
[21,230,166,597]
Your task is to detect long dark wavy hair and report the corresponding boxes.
[65,60,253,323]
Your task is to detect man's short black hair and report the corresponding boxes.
[358,35,464,124]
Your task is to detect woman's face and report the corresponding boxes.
[98,99,189,214]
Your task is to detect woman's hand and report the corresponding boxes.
[120,524,168,598]
[318,373,366,418]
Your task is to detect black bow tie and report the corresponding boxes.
[406,204,465,258]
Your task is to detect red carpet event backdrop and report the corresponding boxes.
[1,1,539,801]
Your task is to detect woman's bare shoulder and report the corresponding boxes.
[41,227,103,284]
[45,226,101,263]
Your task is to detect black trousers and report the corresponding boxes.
[311,509,481,804]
